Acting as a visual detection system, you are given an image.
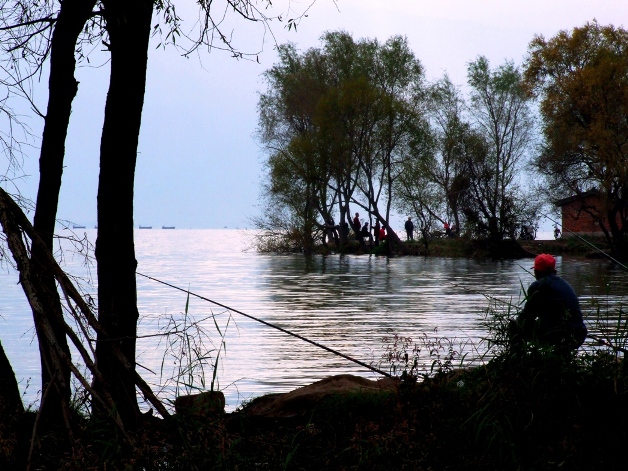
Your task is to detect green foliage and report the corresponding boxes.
[464,56,541,241]
[256,31,429,251]
[256,34,545,253]
[396,75,468,236]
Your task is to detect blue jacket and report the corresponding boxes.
[518,274,587,343]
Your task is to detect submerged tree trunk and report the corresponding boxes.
[30,0,97,431]
[94,0,154,430]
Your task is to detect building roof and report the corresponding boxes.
[554,190,600,207]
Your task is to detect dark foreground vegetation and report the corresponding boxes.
[3,223,616,470]
[224,350,628,470]
[3,329,628,470]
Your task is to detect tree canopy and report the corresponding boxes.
[257,35,541,251]
[464,56,539,242]
[257,31,429,252]
[524,21,628,258]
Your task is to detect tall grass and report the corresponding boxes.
[158,290,231,405]
[380,278,628,381]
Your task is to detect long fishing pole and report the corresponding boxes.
[136,271,392,378]
[542,213,628,272]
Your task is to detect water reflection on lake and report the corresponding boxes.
[1,229,626,411]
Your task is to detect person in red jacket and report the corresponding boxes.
[353,213,360,229]
[444,221,451,237]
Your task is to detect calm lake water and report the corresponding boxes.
[1,229,627,412]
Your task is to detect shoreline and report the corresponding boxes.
[308,235,612,260]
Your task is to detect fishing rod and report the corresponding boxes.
[136,271,393,378]
[542,213,628,272]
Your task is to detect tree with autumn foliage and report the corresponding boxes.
[524,21,628,260]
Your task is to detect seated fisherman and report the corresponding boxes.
[510,254,587,352]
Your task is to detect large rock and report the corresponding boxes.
[241,374,398,418]
[175,390,225,417]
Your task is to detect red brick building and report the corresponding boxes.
[555,191,622,237]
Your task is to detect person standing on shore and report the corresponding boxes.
[361,222,372,245]
[510,254,587,353]
[379,225,386,241]
[325,218,339,246]
[353,213,361,240]
[405,217,414,241]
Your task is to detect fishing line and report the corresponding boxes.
[542,213,628,272]
[138,224,627,375]
[136,271,392,378]
[446,281,522,310]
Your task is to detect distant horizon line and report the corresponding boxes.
[59,226,251,230]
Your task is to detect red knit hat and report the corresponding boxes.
[532,253,556,272]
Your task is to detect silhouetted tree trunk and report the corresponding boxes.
[0,340,22,416]
[30,0,97,431]
[94,0,154,430]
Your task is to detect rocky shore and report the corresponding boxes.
[158,352,627,470]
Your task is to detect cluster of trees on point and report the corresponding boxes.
[255,23,628,260]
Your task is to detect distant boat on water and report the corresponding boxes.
[162,226,175,229]
[139,225,152,229]
[73,225,86,229]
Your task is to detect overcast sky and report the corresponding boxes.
[4,0,628,229]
